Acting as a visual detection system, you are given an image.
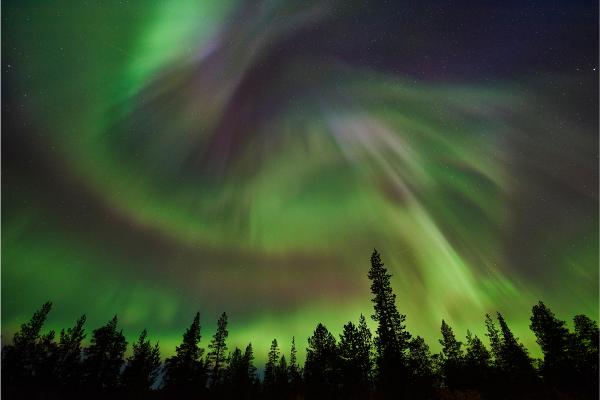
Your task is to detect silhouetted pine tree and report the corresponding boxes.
[304,323,340,399]
[288,336,303,396]
[244,343,261,398]
[224,348,241,393]
[1,301,54,390]
[82,315,127,391]
[464,330,491,395]
[35,328,58,392]
[484,313,507,397]
[357,314,374,383]
[430,353,444,385]
[263,339,280,398]
[439,319,464,389]
[339,316,372,398]
[121,329,161,394]
[163,312,207,394]
[530,301,571,390]
[485,313,502,364]
[55,314,86,389]
[367,249,411,396]
[224,346,255,399]
[276,354,290,397]
[244,343,258,383]
[207,312,229,389]
[569,314,599,396]
[406,336,435,398]
[495,312,537,392]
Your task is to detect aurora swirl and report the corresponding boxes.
[2,0,598,362]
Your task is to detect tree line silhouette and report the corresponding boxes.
[2,250,598,399]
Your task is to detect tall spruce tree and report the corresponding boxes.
[163,312,207,394]
[244,343,257,383]
[264,339,280,390]
[288,336,302,394]
[264,339,281,398]
[121,329,161,393]
[367,249,410,395]
[207,312,229,388]
[82,315,127,390]
[245,343,261,397]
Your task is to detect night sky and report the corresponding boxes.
[2,0,598,362]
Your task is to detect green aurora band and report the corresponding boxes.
[2,1,598,363]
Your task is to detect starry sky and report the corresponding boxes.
[2,0,598,362]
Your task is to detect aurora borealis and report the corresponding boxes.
[2,0,598,363]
